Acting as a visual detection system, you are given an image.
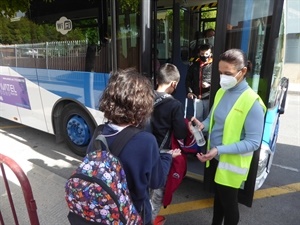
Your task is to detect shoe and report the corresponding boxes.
[154,215,166,225]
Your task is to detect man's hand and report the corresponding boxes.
[187,93,197,99]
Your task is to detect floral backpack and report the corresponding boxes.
[65,126,143,225]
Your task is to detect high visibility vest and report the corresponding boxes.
[207,88,266,188]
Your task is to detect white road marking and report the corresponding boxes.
[272,163,299,172]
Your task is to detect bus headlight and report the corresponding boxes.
[255,143,272,190]
[257,143,271,178]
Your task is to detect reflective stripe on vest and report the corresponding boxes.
[207,87,266,188]
[218,161,249,175]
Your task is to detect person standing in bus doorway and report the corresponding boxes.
[203,28,215,48]
[152,48,161,74]
[191,49,266,225]
[150,63,187,225]
[185,43,213,122]
[85,68,176,225]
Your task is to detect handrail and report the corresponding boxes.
[0,153,40,225]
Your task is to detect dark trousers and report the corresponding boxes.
[211,183,239,225]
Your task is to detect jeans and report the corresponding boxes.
[150,187,165,221]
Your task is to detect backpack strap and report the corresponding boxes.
[110,126,141,156]
[145,93,173,134]
[159,130,170,150]
[152,93,173,149]
[94,125,141,156]
[95,134,109,150]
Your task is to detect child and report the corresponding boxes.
[85,68,176,225]
[150,63,187,224]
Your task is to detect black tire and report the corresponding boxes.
[61,103,96,156]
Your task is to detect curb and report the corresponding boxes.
[288,90,300,95]
[287,83,299,95]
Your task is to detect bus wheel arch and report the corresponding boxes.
[52,100,97,156]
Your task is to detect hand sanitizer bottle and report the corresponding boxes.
[190,121,206,146]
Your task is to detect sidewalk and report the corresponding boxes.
[0,137,70,225]
[288,82,300,94]
[0,154,69,225]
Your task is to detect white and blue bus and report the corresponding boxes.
[0,0,288,206]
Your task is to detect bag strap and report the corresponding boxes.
[95,125,141,157]
[110,126,141,156]
[95,126,143,221]
[154,93,173,150]
[159,130,170,150]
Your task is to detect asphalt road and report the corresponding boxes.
[0,92,299,225]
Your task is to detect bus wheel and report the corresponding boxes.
[61,103,95,156]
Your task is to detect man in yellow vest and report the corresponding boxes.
[191,49,266,225]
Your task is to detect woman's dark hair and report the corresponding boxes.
[99,68,154,127]
[219,49,252,73]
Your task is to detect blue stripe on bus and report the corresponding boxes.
[12,67,110,109]
[262,106,279,151]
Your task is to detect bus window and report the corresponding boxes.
[188,4,217,58]
[268,11,286,108]
[156,10,173,64]
[180,8,190,63]
[116,7,140,69]
[0,11,110,73]
[200,4,217,47]
[224,0,274,102]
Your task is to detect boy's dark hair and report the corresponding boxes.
[99,68,154,127]
[198,43,212,52]
[157,63,180,85]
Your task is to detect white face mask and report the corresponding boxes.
[219,71,240,90]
